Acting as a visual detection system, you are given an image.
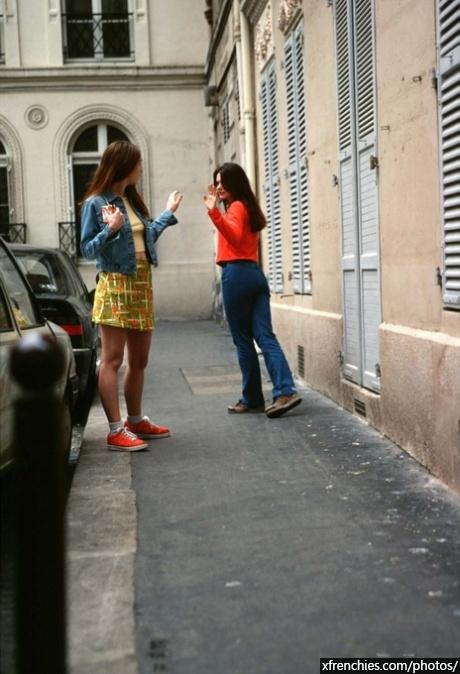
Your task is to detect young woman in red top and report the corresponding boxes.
[204,162,302,418]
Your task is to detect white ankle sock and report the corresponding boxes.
[109,420,123,434]
[128,414,143,425]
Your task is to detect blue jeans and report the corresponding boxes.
[221,261,296,407]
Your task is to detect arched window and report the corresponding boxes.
[0,124,25,243]
[0,140,9,238]
[65,122,129,256]
[0,13,5,64]
[0,139,23,241]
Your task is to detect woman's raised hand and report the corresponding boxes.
[167,190,183,212]
[203,184,217,211]
[102,205,124,233]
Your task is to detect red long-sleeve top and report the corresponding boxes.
[208,200,259,265]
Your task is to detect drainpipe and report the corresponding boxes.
[238,6,257,190]
[233,2,246,169]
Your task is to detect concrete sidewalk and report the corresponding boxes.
[67,397,138,673]
[67,320,460,674]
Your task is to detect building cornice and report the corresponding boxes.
[0,66,206,91]
[255,3,274,68]
[204,0,233,80]
[240,0,269,26]
[277,0,303,34]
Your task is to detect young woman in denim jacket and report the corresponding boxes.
[81,140,182,451]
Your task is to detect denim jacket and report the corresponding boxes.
[80,191,178,274]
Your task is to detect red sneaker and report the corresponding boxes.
[107,428,148,452]
[125,416,170,439]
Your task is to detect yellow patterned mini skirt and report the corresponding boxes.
[92,260,154,331]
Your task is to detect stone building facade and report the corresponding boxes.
[0,0,213,319]
[1,0,459,491]
[205,0,460,492]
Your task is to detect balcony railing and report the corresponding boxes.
[59,221,79,259]
[0,223,27,243]
[62,12,133,60]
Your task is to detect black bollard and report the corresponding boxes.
[10,333,67,674]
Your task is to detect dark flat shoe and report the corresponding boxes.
[228,401,265,414]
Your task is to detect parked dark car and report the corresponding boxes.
[11,244,99,424]
[0,237,79,472]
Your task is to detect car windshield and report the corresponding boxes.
[15,252,70,295]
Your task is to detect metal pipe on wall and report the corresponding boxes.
[239,6,257,190]
[233,1,246,169]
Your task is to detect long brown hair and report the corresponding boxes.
[213,162,266,233]
[83,140,149,217]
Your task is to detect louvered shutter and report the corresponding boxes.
[285,25,311,293]
[355,0,380,392]
[261,64,283,293]
[296,26,311,294]
[334,0,381,392]
[438,0,460,307]
[285,35,300,288]
[335,0,361,384]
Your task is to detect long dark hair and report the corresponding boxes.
[83,140,149,217]
[213,163,266,233]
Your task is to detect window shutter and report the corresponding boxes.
[285,24,311,293]
[335,0,361,385]
[335,0,380,393]
[355,0,380,392]
[295,26,311,293]
[438,0,460,307]
[261,64,283,293]
[285,35,299,289]
[336,0,352,154]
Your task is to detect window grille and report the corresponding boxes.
[0,223,27,243]
[222,100,231,144]
[59,222,78,259]
[62,5,134,61]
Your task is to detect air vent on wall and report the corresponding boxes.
[354,399,367,417]
[297,345,305,379]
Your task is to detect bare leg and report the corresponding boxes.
[98,325,127,422]
[124,330,153,417]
